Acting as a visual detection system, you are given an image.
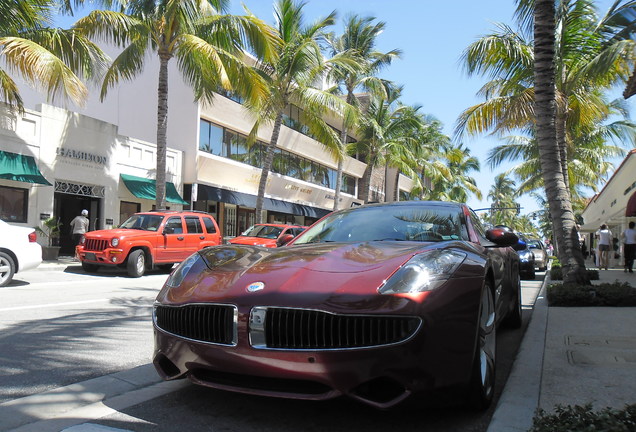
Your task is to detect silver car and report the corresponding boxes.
[527,238,548,271]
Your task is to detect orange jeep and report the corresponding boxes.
[76,210,221,277]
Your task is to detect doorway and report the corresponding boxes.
[54,193,101,255]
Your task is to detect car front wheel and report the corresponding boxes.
[0,252,16,287]
[467,280,496,410]
[127,250,146,277]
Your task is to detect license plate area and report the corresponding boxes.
[85,252,96,261]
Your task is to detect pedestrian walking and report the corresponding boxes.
[70,209,90,247]
[622,221,636,273]
[596,224,612,270]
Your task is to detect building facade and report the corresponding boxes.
[0,103,186,255]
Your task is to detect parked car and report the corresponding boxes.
[153,201,522,410]
[527,238,548,271]
[513,234,536,279]
[77,211,221,277]
[0,220,42,286]
[228,223,306,248]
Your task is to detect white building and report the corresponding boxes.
[580,149,636,256]
[0,103,186,255]
[1,51,416,250]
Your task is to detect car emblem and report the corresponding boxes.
[246,282,265,292]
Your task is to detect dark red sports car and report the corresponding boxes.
[153,201,521,409]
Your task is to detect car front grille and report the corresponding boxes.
[251,307,421,350]
[84,238,109,251]
[154,304,237,345]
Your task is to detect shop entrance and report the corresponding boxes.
[237,208,255,234]
[54,193,101,255]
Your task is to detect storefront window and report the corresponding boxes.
[0,185,28,223]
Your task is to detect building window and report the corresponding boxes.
[199,119,224,155]
[198,119,358,196]
[0,185,28,223]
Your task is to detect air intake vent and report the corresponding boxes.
[84,238,109,251]
[251,307,420,350]
[154,304,237,345]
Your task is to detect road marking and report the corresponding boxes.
[0,299,109,312]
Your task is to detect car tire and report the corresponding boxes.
[504,270,522,329]
[467,280,496,410]
[539,266,547,272]
[0,252,16,287]
[81,262,99,273]
[127,250,146,278]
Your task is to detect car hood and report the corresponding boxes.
[84,228,154,239]
[159,241,481,309]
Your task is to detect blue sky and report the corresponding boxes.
[57,0,632,216]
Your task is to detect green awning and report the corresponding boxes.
[120,174,189,205]
[0,150,52,185]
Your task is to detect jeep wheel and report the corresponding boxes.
[81,262,99,273]
[127,250,145,277]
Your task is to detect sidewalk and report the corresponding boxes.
[488,266,636,432]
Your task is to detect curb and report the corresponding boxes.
[486,274,550,432]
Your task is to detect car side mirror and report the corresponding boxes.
[163,226,175,235]
[276,233,295,246]
[485,228,519,247]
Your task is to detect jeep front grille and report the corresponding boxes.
[250,307,421,350]
[154,304,237,345]
[84,239,109,251]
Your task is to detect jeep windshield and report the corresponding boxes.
[119,214,164,231]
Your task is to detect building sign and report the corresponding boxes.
[56,147,108,166]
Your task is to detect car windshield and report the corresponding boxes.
[527,240,543,249]
[294,205,467,244]
[119,214,164,231]
[240,225,284,239]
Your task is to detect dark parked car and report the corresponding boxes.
[153,201,522,410]
[514,234,536,279]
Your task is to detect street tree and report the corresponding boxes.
[244,0,356,223]
[323,14,401,210]
[0,0,107,112]
[74,0,278,210]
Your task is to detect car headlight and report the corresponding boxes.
[80,236,86,245]
[111,238,119,247]
[518,250,533,262]
[378,250,467,295]
[166,253,200,288]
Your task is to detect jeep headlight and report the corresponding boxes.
[378,250,467,295]
[111,238,119,247]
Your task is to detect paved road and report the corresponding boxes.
[0,265,543,432]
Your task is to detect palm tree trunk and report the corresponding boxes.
[534,0,587,284]
[255,111,283,224]
[358,150,376,203]
[556,110,570,192]
[155,52,170,210]
[333,127,347,211]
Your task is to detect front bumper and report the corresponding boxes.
[77,247,125,265]
[152,293,482,408]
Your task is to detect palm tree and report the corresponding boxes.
[0,0,107,112]
[458,0,636,282]
[244,0,356,223]
[323,15,401,210]
[354,86,426,203]
[74,0,278,210]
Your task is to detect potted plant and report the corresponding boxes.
[35,217,62,260]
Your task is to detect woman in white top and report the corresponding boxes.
[596,224,612,270]
[622,221,636,273]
